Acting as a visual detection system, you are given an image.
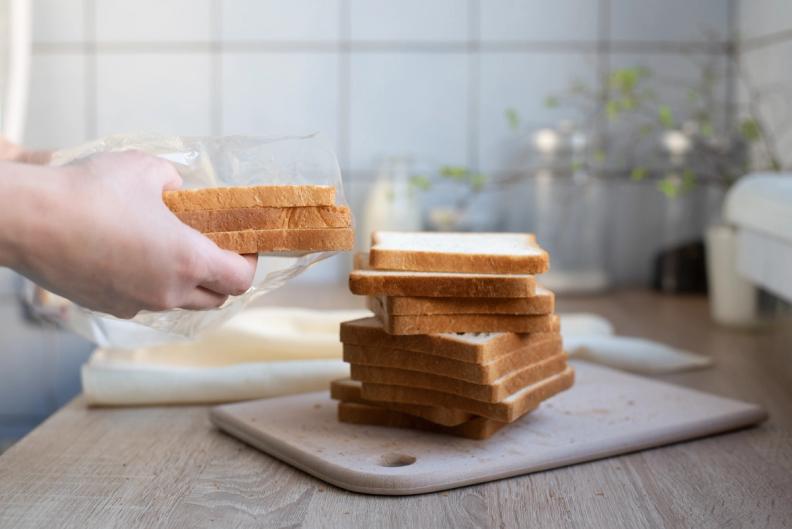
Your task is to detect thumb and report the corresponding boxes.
[150,156,183,192]
[192,233,258,296]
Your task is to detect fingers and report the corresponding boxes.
[199,247,258,296]
[178,287,229,310]
[176,229,257,296]
[154,159,183,191]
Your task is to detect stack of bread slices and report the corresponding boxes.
[165,184,353,253]
[333,231,574,440]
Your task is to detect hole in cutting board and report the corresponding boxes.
[378,453,417,467]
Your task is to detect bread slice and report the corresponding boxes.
[367,295,556,335]
[164,184,336,212]
[349,253,537,298]
[350,269,538,298]
[177,205,351,233]
[343,336,562,384]
[330,378,472,426]
[360,365,575,423]
[369,231,549,274]
[350,352,568,403]
[378,286,554,316]
[337,402,506,440]
[339,316,561,363]
[206,227,354,254]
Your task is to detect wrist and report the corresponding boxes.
[0,162,71,270]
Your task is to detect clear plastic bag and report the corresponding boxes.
[32,132,348,348]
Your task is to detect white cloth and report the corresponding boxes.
[82,309,712,406]
[82,308,369,406]
[560,313,712,375]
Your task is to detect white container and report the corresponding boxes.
[705,224,761,327]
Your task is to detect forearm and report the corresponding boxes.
[0,161,65,269]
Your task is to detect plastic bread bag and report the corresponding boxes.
[27,132,349,348]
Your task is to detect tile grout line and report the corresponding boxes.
[598,0,615,275]
[84,0,97,140]
[597,0,611,158]
[724,0,737,134]
[210,0,223,135]
[467,0,480,172]
[738,27,792,53]
[30,40,737,55]
[338,0,351,173]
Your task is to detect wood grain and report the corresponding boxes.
[0,288,791,528]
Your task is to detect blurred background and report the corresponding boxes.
[1,0,790,447]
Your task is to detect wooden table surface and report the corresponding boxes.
[0,288,790,529]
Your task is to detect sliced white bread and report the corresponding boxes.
[369,231,549,274]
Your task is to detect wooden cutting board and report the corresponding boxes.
[210,360,766,495]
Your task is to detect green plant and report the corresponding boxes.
[506,54,786,198]
[409,165,489,210]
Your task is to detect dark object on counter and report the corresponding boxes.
[653,240,708,294]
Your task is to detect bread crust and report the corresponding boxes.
[378,288,554,315]
[330,378,472,426]
[350,252,537,297]
[206,227,353,253]
[339,316,561,363]
[164,185,336,212]
[368,295,556,335]
[350,270,537,298]
[350,353,568,403]
[177,205,351,232]
[343,337,562,384]
[360,366,575,423]
[337,402,505,440]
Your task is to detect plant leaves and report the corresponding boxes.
[593,149,606,163]
[658,105,674,128]
[440,165,469,181]
[630,166,648,181]
[699,120,713,138]
[740,118,761,142]
[606,99,621,120]
[505,108,520,131]
[544,96,559,108]
[657,176,679,198]
[639,124,655,136]
[409,174,432,191]
[469,172,488,192]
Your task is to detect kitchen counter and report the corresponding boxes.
[0,288,790,528]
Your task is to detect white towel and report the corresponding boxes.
[81,309,711,406]
[82,308,369,406]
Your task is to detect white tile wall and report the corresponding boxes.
[95,0,212,43]
[24,53,87,149]
[610,0,730,43]
[738,0,792,40]
[32,0,85,43]
[222,52,340,143]
[349,52,468,170]
[349,0,468,42]
[222,0,340,42]
[95,53,212,136]
[478,52,598,172]
[480,0,599,42]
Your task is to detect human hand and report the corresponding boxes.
[0,136,51,164]
[8,150,257,318]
